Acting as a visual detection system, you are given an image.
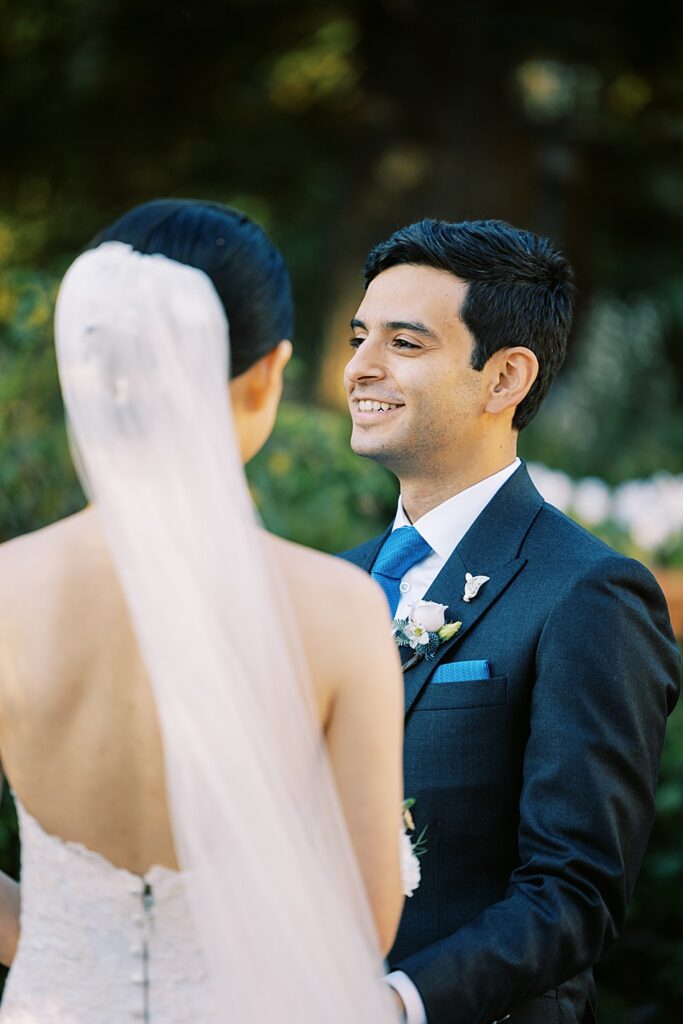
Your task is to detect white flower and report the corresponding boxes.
[405,623,432,649]
[571,477,611,526]
[409,600,448,633]
[614,475,683,552]
[527,464,683,557]
[528,463,574,512]
[400,828,421,897]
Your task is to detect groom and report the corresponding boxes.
[341,219,680,1024]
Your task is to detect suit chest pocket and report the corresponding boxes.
[406,675,513,794]
[414,675,507,711]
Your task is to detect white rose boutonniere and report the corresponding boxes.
[410,600,448,633]
[393,600,462,671]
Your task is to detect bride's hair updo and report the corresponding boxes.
[89,199,293,378]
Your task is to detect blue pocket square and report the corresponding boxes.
[432,660,491,683]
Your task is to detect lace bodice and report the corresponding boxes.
[0,797,219,1022]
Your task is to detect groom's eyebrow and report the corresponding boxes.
[386,319,438,338]
[350,317,438,339]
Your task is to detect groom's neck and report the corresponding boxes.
[397,444,518,523]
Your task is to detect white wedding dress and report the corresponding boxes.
[0,797,219,1022]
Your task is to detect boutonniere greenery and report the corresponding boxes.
[401,798,428,897]
[393,600,462,671]
[403,798,428,857]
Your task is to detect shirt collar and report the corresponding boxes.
[392,459,522,560]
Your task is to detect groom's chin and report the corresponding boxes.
[350,433,396,468]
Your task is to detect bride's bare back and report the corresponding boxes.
[0,507,403,947]
[0,510,178,873]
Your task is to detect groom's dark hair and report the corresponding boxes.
[364,219,575,430]
[90,199,293,378]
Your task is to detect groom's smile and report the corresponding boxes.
[351,396,405,420]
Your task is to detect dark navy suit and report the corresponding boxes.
[342,464,680,1024]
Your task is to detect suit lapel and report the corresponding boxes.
[403,464,544,715]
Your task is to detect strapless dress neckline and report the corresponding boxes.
[12,795,181,885]
[0,794,220,1022]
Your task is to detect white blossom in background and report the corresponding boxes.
[613,475,683,553]
[529,463,683,557]
[613,480,661,552]
[527,464,574,512]
[653,475,683,538]
[572,477,612,526]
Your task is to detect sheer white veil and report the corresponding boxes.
[55,241,397,1022]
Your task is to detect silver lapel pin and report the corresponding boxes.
[463,572,490,602]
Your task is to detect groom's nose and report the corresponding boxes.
[344,339,386,390]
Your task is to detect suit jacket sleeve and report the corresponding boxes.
[396,554,680,1024]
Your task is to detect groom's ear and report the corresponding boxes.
[483,346,539,422]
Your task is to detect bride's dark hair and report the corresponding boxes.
[89,199,293,378]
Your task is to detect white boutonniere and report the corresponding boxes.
[393,600,462,671]
[401,798,428,897]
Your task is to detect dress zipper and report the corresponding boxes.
[141,882,154,1023]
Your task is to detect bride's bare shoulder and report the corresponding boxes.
[263,533,399,702]
[263,532,383,612]
[0,508,106,616]
[0,507,89,566]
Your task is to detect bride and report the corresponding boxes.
[0,200,405,1021]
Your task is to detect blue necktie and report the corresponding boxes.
[371,526,432,617]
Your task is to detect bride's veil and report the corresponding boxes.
[55,239,397,1022]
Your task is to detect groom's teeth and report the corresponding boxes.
[358,400,399,412]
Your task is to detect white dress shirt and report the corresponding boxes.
[384,458,521,1024]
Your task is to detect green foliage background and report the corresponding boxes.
[1,0,683,1018]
